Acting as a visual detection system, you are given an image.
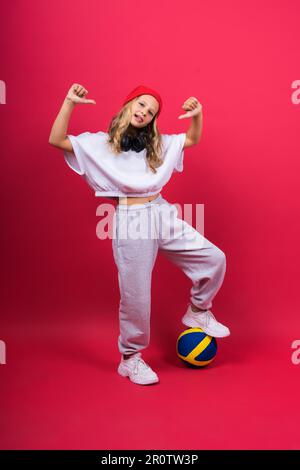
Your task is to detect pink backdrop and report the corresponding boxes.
[1,0,300,450]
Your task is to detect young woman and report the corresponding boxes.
[49,83,230,386]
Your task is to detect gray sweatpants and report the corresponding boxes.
[112,193,226,356]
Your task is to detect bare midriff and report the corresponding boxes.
[105,193,160,206]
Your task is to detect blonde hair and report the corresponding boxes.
[106,98,164,174]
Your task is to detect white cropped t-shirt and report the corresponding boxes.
[63,131,186,197]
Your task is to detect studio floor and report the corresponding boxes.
[1,306,298,450]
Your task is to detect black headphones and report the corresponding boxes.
[120,128,151,153]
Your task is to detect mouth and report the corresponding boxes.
[134,114,144,123]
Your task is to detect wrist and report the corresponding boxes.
[64,97,76,107]
[193,111,203,119]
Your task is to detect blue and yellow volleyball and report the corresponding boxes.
[176,328,217,367]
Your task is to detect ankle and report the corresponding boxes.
[123,354,135,360]
[190,303,207,313]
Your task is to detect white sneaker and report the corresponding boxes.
[182,304,230,337]
[117,352,159,385]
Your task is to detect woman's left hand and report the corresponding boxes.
[178,97,202,119]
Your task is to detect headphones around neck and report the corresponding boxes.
[120,128,151,153]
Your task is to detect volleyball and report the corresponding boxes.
[176,327,217,367]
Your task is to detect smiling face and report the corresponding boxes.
[130,94,160,128]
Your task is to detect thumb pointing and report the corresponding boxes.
[83,99,96,104]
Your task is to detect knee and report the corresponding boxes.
[213,247,226,270]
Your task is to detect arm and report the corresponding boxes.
[178,96,203,149]
[184,112,203,148]
[48,98,75,152]
[48,83,96,152]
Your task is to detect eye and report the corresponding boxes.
[139,102,153,116]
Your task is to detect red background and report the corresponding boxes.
[1,0,300,450]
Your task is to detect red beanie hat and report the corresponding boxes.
[122,85,162,117]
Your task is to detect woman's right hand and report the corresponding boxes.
[65,83,96,105]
